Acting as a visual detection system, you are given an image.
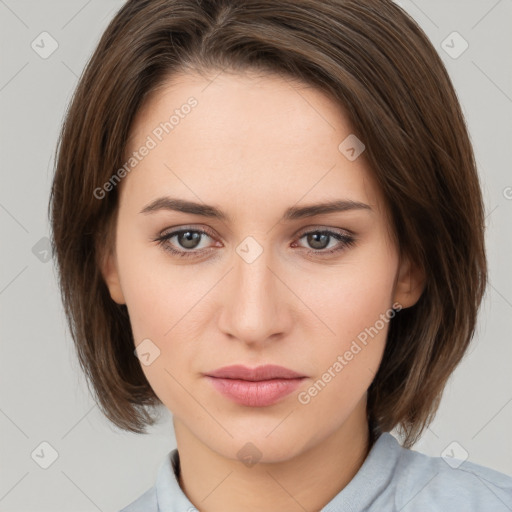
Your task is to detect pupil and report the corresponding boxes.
[180,231,201,249]
[309,233,328,249]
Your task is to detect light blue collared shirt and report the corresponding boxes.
[119,432,512,511]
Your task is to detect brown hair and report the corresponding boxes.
[49,0,487,448]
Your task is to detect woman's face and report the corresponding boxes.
[102,70,422,462]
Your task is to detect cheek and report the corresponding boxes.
[296,280,394,432]
[114,232,206,405]
[304,246,397,396]
[121,273,196,413]
[316,254,397,345]
[115,226,182,340]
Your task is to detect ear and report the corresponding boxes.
[98,247,126,305]
[393,253,425,309]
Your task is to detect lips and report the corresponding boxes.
[205,364,305,381]
[204,364,307,407]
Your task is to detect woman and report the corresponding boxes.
[49,0,512,510]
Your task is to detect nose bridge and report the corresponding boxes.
[236,240,274,302]
[218,236,289,343]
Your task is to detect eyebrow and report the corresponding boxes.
[139,196,372,221]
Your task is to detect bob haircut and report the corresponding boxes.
[49,0,487,449]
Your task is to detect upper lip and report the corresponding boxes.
[205,364,306,381]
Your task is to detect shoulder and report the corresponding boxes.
[118,485,157,512]
[388,436,512,511]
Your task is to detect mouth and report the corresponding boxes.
[204,364,307,407]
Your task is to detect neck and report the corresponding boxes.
[174,406,371,512]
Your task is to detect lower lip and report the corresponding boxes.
[205,376,305,407]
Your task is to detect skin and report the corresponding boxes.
[101,69,424,512]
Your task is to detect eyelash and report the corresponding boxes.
[153,226,356,259]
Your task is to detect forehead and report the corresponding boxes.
[121,70,384,216]
[129,70,350,154]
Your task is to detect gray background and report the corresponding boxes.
[1,0,511,510]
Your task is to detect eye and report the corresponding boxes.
[293,229,356,256]
[152,226,356,259]
[153,226,216,259]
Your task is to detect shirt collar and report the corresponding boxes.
[155,448,196,511]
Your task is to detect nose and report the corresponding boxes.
[216,242,294,347]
